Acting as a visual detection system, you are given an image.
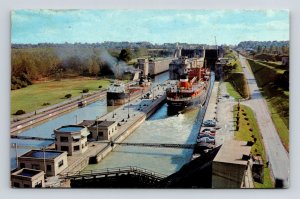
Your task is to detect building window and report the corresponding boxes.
[47,165,52,172]
[24,184,30,188]
[85,142,88,146]
[32,164,40,170]
[13,182,20,188]
[73,145,80,151]
[58,160,64,167]
[35,181,42,188]
[61,146,69,152]
[82,144,84,149]
[20,163,25,168]
[60,136,68,142]
[99,132,103,136]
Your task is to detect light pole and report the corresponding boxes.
[96,116,100,140]
[12,143,18,168]
[43,147,46,174]
[112,100,115,118]
[128,94,130,119]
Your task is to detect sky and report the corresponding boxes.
[11,10,289,45]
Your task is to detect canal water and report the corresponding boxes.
[84,104,200,175]
[10,72,169,169]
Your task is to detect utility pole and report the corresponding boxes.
[13,143,18,168]
[75,115,78,124]
[128,94,130,119]
[112,100,115,118]
[43,147,46,175]
[96,116,100,140]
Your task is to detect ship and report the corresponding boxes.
[166,57,210,115]
[107,75,151,106]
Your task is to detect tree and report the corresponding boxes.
[119,48,132,62]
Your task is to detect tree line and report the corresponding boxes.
[11,47,143,90]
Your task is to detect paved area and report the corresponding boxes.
[200,80,236,146]
[239,54,289,187]
[215,82,236,145]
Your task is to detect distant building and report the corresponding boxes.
[88,120,117,140]
[18,150,68,176]
[212,140,252,188]
[54,125,90,155]
[281,56,289,66]
[137,58,149,76]
[11,168,45,188]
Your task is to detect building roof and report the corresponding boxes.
[12,168,43,177]
[55,125,85,133]
[93,120,116,127]
[213,140,251,166]
[20,150,65,159]
[78,120,96,127]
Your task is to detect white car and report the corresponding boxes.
[197,137,215,144]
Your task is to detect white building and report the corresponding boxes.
[18,150,68,176]
[54,125,90,155]
[11,168,45,188]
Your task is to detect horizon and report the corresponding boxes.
[11,10,289,45]
[11,39,289,46]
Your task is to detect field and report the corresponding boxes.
[247,59,289,151]
[11,78,110,115]
[233,104,273,188]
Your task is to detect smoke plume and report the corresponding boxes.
[99,49,135,79]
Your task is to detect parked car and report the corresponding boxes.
[197,137,215,144]
[202,120,216,127]
[199,131,216,137]
[197,134,215,139]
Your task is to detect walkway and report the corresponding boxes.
[239,55,289,187]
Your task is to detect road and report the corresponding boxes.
[239,55,289,187]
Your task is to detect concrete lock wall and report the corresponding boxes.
[212,161,247,188]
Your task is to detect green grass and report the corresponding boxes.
[11,78,110,115]
[233,105,274,188]
[225,82,242,100]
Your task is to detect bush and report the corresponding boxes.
[82,89,89,93]
[42,102,50,106]
[65,94,72,98]
[15,110,26,115]
[98,85,102,88]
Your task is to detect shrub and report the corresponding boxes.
[15,110,26,115]
[98,85,102,88]
[82,89,89,93]
[42,102,50,106]
[65,94,72,98]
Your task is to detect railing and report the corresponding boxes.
[167,97,192,101]
[62,166,167,180]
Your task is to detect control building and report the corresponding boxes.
[18,150,68,176]
[11,168,45,188]
[54,125,90,155]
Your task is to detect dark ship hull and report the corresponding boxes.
[107,87,150,105]
[167,89,207,115]
[107,92,129,105]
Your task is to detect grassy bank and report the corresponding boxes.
[223,51,249,99]
[247,59,289,151]
[233,104,273,188]
[11,78,110,115]
[225,82,242,99]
